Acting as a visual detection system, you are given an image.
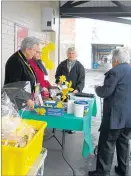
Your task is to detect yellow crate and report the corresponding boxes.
[2,119,47,176]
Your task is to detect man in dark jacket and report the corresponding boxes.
[55,47,85,94]
[88,47,131,176]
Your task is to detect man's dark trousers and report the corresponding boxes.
[96,128,131,175]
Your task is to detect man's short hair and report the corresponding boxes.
[112,47,131,64]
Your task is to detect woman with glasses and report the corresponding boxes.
[4,36,40,108]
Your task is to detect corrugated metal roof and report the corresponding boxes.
[76,1,117,7]
[119,1,131,6]
[60,0,131,7]
[60,1,131,24]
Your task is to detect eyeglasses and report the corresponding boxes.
[68,52,75,55]
[36,51,42,54]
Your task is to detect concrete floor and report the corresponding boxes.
[42,70,131,176]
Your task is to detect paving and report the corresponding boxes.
[42,70,131,176]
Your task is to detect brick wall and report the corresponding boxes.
[2,19,15,84]
[1,1,53,85]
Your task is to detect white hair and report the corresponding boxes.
[112,47,131,64]
[20,36,40,51]
[67,47,78,55]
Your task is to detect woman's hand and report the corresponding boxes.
[42,87,48,92]
[57,82,62,86]
[27,99,34,109]
[73,90,78,94]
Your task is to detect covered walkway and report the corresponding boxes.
[1,1,131,176]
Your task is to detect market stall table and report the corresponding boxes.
[20,98,97,176]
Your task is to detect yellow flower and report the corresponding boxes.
[35,108,46,115]
[59,77,74,102]
[68,88,74,92]
[56,101,63,108]
[59,75,66,83]
[62,95,67,101]
[62,88,69,96]
[61,88,68,102]
[68,81,72,88]
[65,81,69,87]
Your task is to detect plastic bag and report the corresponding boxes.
[2,81,37,148]
[2,91,21,140]
[34,83,44,106]
[1,91,20,118]
[2,93,36,147]
[49,86,61,99]
[3,81,32,110]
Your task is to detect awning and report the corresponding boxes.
[60,1,131,25]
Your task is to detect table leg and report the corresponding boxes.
[61,130,76,176]
[62,130,65,150]
[45,128,62,147]
[45,129,76,176]
[52,128,56,134]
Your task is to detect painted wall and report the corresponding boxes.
[75,18,93,69]
[2,1,59,85]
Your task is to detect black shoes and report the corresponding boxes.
[88,171,103,176]
[88,171,110,176]
[65,130,74,134]
[114,166,126,176]
[88,166,128,176]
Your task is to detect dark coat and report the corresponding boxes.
[55,59,85,92]
[96,63,131,131]
[4,50,36,93]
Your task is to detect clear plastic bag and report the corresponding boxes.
[3,81,32,110]
[1,91,19,117]
[49,86,61,98]
[2,81,36,148]
[2,91,21,142]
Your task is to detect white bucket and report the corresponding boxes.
[74,100,88,118]
[67,100,74,114]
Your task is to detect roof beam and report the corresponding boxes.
[61,1,74,8]
[91,16,131,25]
[69,1,90,8]
[60,6,131,16]
[112,1,125,8]
[61,14,131,25]
[61,13,131,18]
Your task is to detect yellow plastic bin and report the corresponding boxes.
[2,119,47,176]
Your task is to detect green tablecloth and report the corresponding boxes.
[19,98,97,158]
